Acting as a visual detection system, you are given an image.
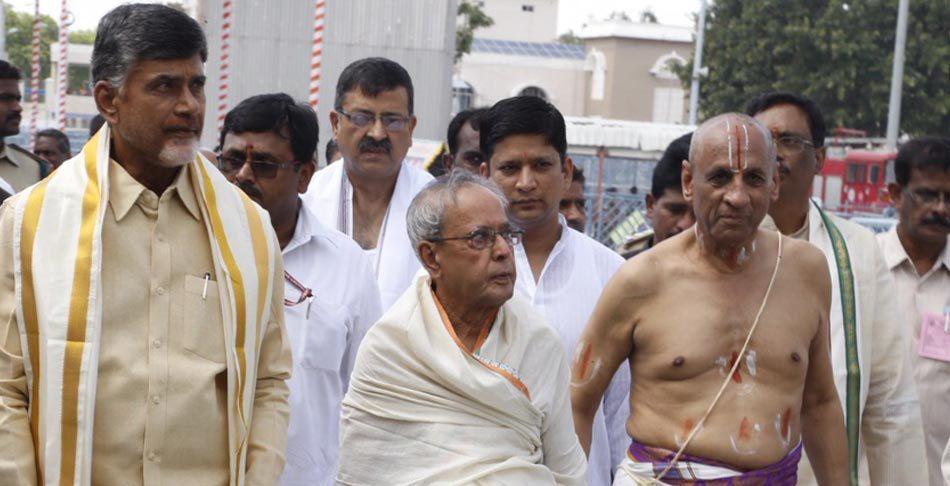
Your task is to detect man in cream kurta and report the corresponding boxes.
[338,170,586,485]
[877,135,950,486]
[305,57,434,312]
[751,92,924,485]
[0,5,291,485]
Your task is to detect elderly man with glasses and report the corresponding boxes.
[303,57,433,313]
[749,91,926,485]
[218,93,383,486]
[337,170,587,485]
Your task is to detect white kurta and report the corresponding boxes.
[877,227,949,486]
[303,160,434,311]
[338,273,587,485]
[514,215,628,485]
[764,207,925,485]
[279,201,383,486]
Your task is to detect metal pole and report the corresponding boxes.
[885,0,909,148]
[0,1,7,61]
[688,0,708,126]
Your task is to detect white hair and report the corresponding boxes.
[406,169,508,259]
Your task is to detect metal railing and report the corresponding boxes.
[584,191,649,251]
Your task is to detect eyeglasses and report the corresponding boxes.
[905,188,950,206]
[337,108,411,132]
[774,134,816,156]
[429,227,524,251]
[217,153,300,180]
[284,270,314,318]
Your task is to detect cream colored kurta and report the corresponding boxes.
[0,161,292,485]
[763,210,925,485]
[877,227,950,486]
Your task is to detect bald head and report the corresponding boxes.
[689,113,776,175]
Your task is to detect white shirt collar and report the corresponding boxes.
[881,224,950,274]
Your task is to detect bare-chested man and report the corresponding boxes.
[571,113,848,485]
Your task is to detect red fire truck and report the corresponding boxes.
[812,129,896,215]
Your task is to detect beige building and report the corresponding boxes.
[580,20,693,123]
[473,0,559,43]
[456,12,694,124]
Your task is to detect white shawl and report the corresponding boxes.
[303,160,433,310]
[10,126,278,486]
[337,274,587,485]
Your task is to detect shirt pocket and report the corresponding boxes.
[182,273,226,363]
[299,296,348,372]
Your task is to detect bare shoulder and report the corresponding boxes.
[776,232,832,297]
[612,237,677,300]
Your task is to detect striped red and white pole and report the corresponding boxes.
[216,0,234,132]
[57,0,69,131]
[28,0,42,149]
[308,0,326,108]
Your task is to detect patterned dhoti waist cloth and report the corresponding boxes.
[613,439,802,485]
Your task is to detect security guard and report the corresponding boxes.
[0,60,47,194]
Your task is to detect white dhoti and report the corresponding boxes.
[337,274,587,485]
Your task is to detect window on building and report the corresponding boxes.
[522,5,534,12]
[869,165,880,184]
[846,163,866,184]
[652,87,685,124]
[519,86,547,100]
[452,79,475,114]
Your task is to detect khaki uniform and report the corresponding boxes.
[0,142,47,193]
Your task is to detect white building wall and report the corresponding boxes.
[200,0,456,150]
[475,0,559,43]
[458,52,586,115]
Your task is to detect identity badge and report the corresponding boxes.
[918,312,950,363]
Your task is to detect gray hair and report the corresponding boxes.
[91,3,208,88]
[406,170,508,258]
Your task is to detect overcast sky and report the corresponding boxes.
[6,0,698,32]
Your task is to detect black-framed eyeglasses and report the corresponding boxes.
[337,108,411,132]
[216,153,301,180]
[774,134,816,155]
[905,188,950,206]
[428,227,524,251]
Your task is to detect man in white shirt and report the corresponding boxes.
[219,93,383,485]
[480,95,627,485]
[748,91,925,485]
[303,57,433,311]
[878,136,950,486]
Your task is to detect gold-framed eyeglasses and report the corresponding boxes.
[284,270,314,318]
[774,134,816,156]
[337,108,410,132]
[428,227,524,251]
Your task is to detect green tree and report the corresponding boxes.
[675,0,949,136]
[68,29,96,45]
[455,0,494,63]
[558,30,583,45]
[4,5,59,83]
[640,9,659,23]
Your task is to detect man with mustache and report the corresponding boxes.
[442,107,487,174]
[573,113,848,485]
[877,136,950,486]
[304,57,433,311]
[480,96,628,485]
[749,92,925,485]
[0,5,292,485]
[622,133,696,258]
[218,93,382,486]
[0,60,47,193]
[338,170,586,484]
[34,128,72,170]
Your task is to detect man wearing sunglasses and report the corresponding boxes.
[479,96,628,485]
[878,136,950,486]
[338,170,586,484]
[749,91,925,485]
[303,57,433,312]
[218,93,383,486]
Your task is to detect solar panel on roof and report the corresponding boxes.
[469,38,586,59]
